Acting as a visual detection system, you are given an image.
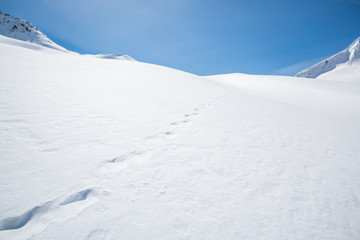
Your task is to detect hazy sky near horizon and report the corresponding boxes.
[1,0,360,75]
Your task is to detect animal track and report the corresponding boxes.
[85,229,109,240]
[0,97,222,233]
[107,150,144,163]
[0,201,51,231]
[0,206,39,231]
[168,106,203,127]
[103,99,221,172]
[0,188,97,231]
[59,188,93,206]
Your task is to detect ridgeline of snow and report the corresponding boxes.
[92,53,136,61]
[0,11,67,52]
[1,33,360,239]
[296,37,360,80]
[317,61,360,82]
[0,11,135,61]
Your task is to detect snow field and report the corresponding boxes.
[1,35,360,239]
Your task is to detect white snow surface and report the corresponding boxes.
[93,53,136,61]
[0,11,67,52]
[296,37,360,80]
[1,36,360,240]
[316,61,360,82]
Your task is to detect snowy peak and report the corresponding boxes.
[296,36,360,78]
[348,37,360,61]
[0,11,66,51]
[0,12,136,59]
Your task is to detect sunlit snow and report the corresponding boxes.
[1,13,360,240]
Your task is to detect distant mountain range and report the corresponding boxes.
[1,11,358,79]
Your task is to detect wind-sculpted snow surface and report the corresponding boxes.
[1,36,360,239]
[296,37,360,80]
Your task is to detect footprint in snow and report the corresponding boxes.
[59,188,93,206]
[85,229,109,240]
[0,204,48,231]
[0,188,99,232]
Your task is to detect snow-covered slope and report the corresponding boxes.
[316,61,360,82]
[0,11,67,51]
[92,53,136,61]
[296,37,360,80]
[1,34,360,239]
[0,12,136,60]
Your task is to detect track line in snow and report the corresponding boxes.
[85,229,109,240]
[101,98,221,173]
[0,204,48,231]
[59,188,94,206]
[0,187,101,231]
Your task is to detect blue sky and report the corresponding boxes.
[1,0,360,75]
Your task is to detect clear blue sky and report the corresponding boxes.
[1,0,360,75]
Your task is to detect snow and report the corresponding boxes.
[1,27,360,240]
[0,12,135,61]
[296,37,360,79]
[0,11,67,52]
[93,53,136,61]
[316,61,360,82]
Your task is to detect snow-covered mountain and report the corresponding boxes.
[296,37,360,81]
[0,11,135,60]
[1,13,360,240]
[0,11,67,51]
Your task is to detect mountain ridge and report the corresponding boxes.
[0,11,135,60]
[296,37,360,78]
[0,11,68,51]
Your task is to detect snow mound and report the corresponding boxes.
[0,11,67,51]
[93,53,136,61]
[296,37,360,79]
